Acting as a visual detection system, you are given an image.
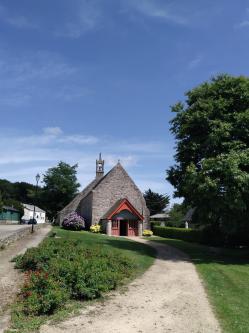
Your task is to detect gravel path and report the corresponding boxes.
[40,238,221,333]
[0,224,30,240]
[0,224,51,333]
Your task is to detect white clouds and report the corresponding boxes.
[112,141,164,153]
[105,154,138,168]
[187,55,203,70]
[0,51,76,84]
[123,0,187,25]
[0,128,99,158]
[0,127,172,196]
[43,127,63,136]
[55,0,102,38]
[54,0,188,39]
[58,135,99,145]
[0,4,36,29]
[235,20,249,29]
[0,50,88,107]
[235,7,249,29]
[54,86,94,102]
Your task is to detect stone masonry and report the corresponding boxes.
[57,158,150,233]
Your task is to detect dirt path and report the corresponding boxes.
[0,224,51,332]
[40,238,221,333]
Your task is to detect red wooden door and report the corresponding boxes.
[111,220,119,236]
[128,220,138,236]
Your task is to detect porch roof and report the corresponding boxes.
[101,198,144,221]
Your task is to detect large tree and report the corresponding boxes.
[167,74,249,240]
[167,203,186,227]
[144,189,170,215]
[40,162,80,220]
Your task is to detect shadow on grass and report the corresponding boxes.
[56,228,249,266]
[150,237,249,266]
[102,237,157,258]
[55,228,157,260]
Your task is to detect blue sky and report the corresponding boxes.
[0,0,249,203]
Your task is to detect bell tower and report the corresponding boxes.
[96,153,104,179]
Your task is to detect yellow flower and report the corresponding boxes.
[90,224,101,233]
[143,229,153,237]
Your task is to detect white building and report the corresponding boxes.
[22,204,46,223]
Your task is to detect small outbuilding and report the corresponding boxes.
[0,206,21,224]
[22,204,46,223]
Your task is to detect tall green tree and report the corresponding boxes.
[13,182,38,203]
[167,74,249,241]
[40,162,80,220]
[0,179,37,204]
[167,203,186,227]
[144,189,170,215]
[0,191,3,212]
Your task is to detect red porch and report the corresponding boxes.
[103,199,143,237]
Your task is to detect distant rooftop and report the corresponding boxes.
[3,205,20,212]
[150,212,169,219]
[23,204,45,213]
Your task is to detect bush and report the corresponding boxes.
[153,226,202,243]
[143,229,153,237]
[90,224,101,233]
[150,221,164,231]
[62,212,85,231]
[153,225,249,247]
[21,270,68,315]
[13,236,136,316]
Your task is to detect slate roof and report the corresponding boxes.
[3,205,20,212]
[150,212,169,219]
[23,204,45,213]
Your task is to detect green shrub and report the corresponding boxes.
[13,236,136,316]
[21,270,69,315]
[153,226,202,243]
[150,221,163,231]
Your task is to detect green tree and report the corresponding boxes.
[167,74,249,242]
[167,203,186,227]
[0,191,3,212]
[40,162,80,220]
[144,189,170,215]
[0,179,15,200]
[13,182,38,203]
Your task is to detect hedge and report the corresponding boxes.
[153,225,249,246]
[153,226,202,243]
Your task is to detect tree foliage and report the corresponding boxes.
[0,180,38,202]
[0,162,80,220]
[167,203,186,227]
[0,191,3,212]
[144,189,169,215]
[167,74,249,242]
[0,180,36,213]
[40,162,80,220]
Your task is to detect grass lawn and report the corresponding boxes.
[7,227,156,333]
[150,236,249,333]
[54,227,156,277]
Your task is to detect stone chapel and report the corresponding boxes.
[57,154,150,236]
